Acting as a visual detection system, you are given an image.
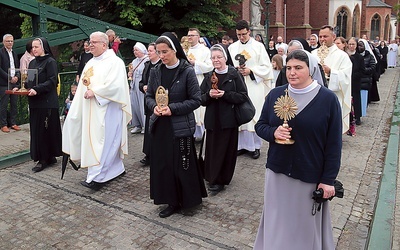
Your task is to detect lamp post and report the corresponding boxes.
[264,0,272,47]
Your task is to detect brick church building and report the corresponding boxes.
[233,0,398,42]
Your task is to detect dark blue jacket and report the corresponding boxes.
[255,84,342,185]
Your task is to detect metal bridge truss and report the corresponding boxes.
[1,0,158,54]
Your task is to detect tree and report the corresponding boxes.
[394,4,400,38]
[0,8,23,39]
[14,0,239,41]
[115,0,240,39]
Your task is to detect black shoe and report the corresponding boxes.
[46,157,57,166]
[355,120,361,125]
[237,149,248,156]
[80,181,103,191]
[139,156,150,166]
[252,149,260,159]
[159,205,179,218]
[208,184,217,191]
[208,184,224,192]
[32,162,47,173]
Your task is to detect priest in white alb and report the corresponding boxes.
[228,20,273,160]
[62,31,132,190]
[387,39,398,68]
[312,25,352,134]
[187,28,213,140]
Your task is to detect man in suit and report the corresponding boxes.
[0,34,20,133]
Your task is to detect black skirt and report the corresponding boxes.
[142,113,151,156]
[204,127,238,185]
[150,116,207,209]
[369,79,380,102]
[29,108,62,162]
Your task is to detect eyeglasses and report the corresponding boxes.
[89,40,104,45]
[211,56,225,60]
[187,35,198,37]
[236,33,249,37]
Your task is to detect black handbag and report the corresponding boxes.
[233,80,256,126]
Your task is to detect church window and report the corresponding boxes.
[352,7,359,37]
[370,14,381,40]
[336,8,348,38]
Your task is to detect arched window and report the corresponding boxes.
[370,14,380,40]
[352,7,359,37]
[384,15,390,41]
[336,8,348,38]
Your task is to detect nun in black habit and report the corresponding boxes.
[28,37,62,173]
[200,44,247,193]
[146,32,207,218]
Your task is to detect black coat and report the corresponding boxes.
[76,52,93,77]
[378,45,388,71]
[0,47,20,87]
[378,46,388,62]
[139,60,162,94]
[146,60,201,138]
[350,52,365,85]
[349,52,365,120]
[140,60,161,115]
[267,48,278,61]
[360,51,376,90]
[371,47,381,81]
[27,55,59,109]
[200,66,248,129]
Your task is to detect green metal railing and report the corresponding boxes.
[58,71,77,117]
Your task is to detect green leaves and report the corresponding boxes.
[116,0,240,38]
[18,0,239,39]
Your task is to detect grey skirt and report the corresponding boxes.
[253,168,335,250]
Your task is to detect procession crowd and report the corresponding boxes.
[1,19,398,249]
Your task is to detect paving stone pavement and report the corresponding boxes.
[0,67,399,249]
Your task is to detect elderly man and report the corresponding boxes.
[187,28,213,140]
[312,25,352,134]
[0,34,20,133]
[129,42,149,134]
[275,36,288,53]
[228,20,273,159]
[105,29,122,55]
[62,31,132,190]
